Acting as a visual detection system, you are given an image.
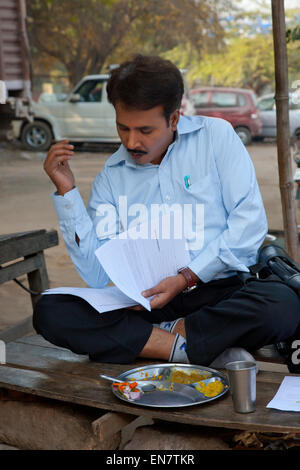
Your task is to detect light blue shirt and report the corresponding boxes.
[52,115,268,288]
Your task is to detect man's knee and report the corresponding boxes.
[32,294,57,335]
[257,282,300,340]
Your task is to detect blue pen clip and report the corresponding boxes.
[184,175,191,189]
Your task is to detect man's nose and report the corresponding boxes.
[127,131,141,149]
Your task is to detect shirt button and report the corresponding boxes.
[165,195,171,201]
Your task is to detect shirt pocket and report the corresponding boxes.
[183,174,220,204]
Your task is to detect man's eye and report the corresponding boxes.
[141,129,152,135]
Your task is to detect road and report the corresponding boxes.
[0,140,299,330]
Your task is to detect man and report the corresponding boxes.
[33,55,300,366]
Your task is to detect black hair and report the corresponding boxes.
[106,55,184,124]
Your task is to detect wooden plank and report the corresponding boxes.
[0,230,45,244]
[0,364,299,433]
[15,333,74,350]
[0,316,34,343]
[4,340,159,384]
[0,10,18,21]
[26,252,50,307]
[0,0,18,8]
[2,338,292,384]
[0,24,18,34]
[92,412,134,442]
[8,335,292,382]
[0,255,43,284]
[0,230,59,264]
[257,361,289,374]
[5,338,293,388]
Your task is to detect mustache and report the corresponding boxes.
[127,148,148,155]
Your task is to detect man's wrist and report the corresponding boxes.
[177,267,199,292]
[177,273,189,289]
[57,185,76,196]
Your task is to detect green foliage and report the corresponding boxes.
[26,0,231,86]
[183,35,275,94]
[169,28,300,94]
[286,25,300,43]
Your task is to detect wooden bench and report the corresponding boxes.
[0,231,298,449]
[0,333,298,450]
[0,229,58,342]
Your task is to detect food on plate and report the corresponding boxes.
[168,368,211,384]
[113,381,142,401]
[195,380,224,397]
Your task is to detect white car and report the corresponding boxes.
[257,93,300,140]
[13,73,195,151]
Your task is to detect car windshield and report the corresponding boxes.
[74,80,105,102]
[258,97,275,111]
[258,95,300,111]
[211,92,238,107]
[191,91,210,107]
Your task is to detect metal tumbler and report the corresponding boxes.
[225,361,256,413]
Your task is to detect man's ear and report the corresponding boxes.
[170,109,180,131]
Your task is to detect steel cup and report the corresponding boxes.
[225,361,256,413]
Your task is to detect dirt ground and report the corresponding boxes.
[0,139,299,331]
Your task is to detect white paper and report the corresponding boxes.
[95,230,191,311]
[266,376,300,411]
[45,214,191,314]
[42,285,138,313]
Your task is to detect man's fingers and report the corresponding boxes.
[48,141,74,155]
[142,287,158,298]
[49,147,74,157]
[128,305,145,311]
[47,150,73,163]
[149,294,166,309]
[44,154,72,170]
[52,139,71,147]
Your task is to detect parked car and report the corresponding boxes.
[257,93,300,140]
[12,73,195,151]
[190,86,262,145]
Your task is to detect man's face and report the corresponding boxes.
[115,101,179,165]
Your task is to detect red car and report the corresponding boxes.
[190,86,262,145]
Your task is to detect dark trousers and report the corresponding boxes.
[33,275,300,365]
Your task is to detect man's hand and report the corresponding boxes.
[141,274,188,310]
[43,140,75,196]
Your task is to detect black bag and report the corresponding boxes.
[257,244,300,295]
[252,244,300,372]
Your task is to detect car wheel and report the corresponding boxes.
[234,127,252,146]
[21,121,53,151]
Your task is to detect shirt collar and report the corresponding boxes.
[106,115,205,167]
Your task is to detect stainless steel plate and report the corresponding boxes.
[111,363,229,408]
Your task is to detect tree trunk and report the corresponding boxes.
[271,0,299,261]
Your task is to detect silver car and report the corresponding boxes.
[257,93,300,140]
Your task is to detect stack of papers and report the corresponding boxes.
[43,285,138,313]
[267,376,300,412]
[43,220,191,314]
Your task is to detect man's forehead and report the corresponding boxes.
[115,101,165,125]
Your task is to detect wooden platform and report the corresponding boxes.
[0,334,299,436]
